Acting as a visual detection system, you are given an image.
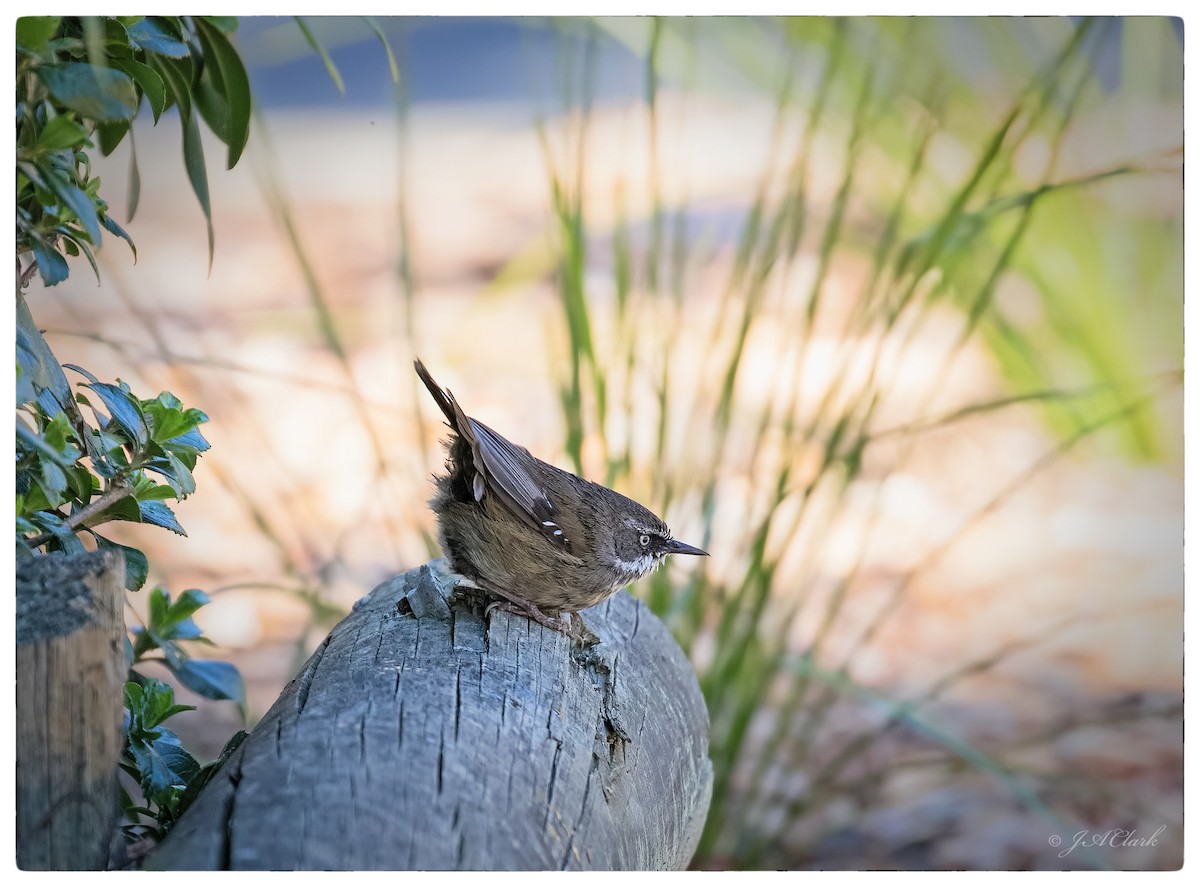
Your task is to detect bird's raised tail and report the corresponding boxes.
[414,358,469,433]
[413,358,571,551]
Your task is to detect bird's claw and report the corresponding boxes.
[484,600,597,648]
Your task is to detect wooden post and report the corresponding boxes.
[16,549,126,870]
[148,561,713,870]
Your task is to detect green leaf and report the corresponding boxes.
[38,460,69,505]
[125,546,151,591]
[16,16,62,51]
[130,625,156,661]
[170,427,211,454]
[41,412,75,453]
[161,617,203,643]
[134,481,176,502]
[66,464,96,502]
[37,115,91,151]
[148,587,209,640]
[85,436,121,478]
[15,420,76,468]
[103,17,133,54]
[123,679,146,714]
[77,380,149,446]
[160,638,185,672]
[363,17,400,84]
[35,63,139,122]
[193,58,230,144]
[200,16,238,34]
[100,213,137,259]
[96,120,129,156]
[19,483,51,515]
[61,362,100,384]
[195,16,252,168]
[92,489,142,524]
[162,444,198,473]
[129,675,195,728]
[31,514,86,554]
[125,17,190,57]
[295,17,345,94]
[118,783,139,820]
[139,500,186,535]
[148,55,192,121]
[128,729,200,798]
[172,659,246,706]
[127,126,141,220]
[170,588,211,623]
[57,231,100,283]
[144,447,196,498]
[17,294,73,415]
[151,16,186,39]
[30,239,70,286]
[180,108,214,270]
[16,363,36,407]
[143,396,206,442]
[111,57,167,123]
[43,166,102,244]
[90,532,150,591]
[148,587,170,632]
[48,533,88,557]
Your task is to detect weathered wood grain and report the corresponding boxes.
[148,561,713,870]
[16,550,126,870]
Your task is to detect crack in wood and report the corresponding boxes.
[294,633,333,716]
[436,736,445,795]
[559,753,595,871]
[543,739,563,828]
[453,667,463,743]
[218,751,244,870]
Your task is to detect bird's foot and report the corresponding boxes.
[484,597,567,633]
[568,611,600,648]
[484,593,597,648]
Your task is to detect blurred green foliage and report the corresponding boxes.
[522,16,1181,866]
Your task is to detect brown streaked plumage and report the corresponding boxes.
[414,359,707,643]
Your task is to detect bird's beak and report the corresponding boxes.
[665,538,709,557]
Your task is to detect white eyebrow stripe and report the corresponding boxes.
[542,520,556,526]
[553,529,563,536]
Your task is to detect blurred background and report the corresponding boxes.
[33,16,1182,870]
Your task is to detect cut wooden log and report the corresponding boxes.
[148,561,713,870]
[16,549,126,871]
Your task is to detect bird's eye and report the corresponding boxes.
[639,534,651,547]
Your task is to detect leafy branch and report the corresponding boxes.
[16,14,251,285]
[119,586,248,843]
[15,14,254,849]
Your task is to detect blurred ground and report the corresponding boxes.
[31,21,1182,871]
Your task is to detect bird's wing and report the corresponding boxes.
[468,417,573,550]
